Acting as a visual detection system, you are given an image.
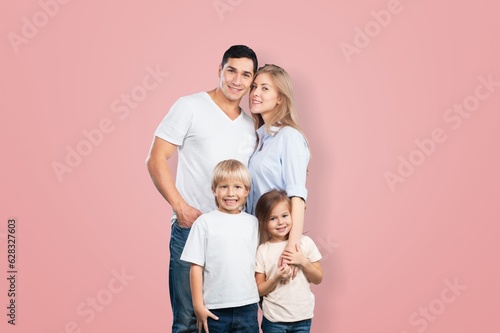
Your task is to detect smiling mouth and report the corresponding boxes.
[228,86,242,92]
[224,199,238,205]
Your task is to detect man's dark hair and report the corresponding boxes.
[221,45,258,74]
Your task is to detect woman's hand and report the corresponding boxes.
[280,242,300,280]
[282,244,307,267]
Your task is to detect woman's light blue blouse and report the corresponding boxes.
[247,125,310,214]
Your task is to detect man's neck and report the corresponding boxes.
[207,89,241,120]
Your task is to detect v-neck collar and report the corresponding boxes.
[204,91,243,122]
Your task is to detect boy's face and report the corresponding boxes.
[218,57,255,102]
[213,178,249,214]
[266,201,292,242]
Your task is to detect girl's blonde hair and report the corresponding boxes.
[255,189,291,244]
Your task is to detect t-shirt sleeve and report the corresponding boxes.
[154,97,193,146]
[281,128,310,201]
[303,236,322,263]
[180,217,206,266]
[255,244,266,273]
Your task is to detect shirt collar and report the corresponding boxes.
[257,125,282,137]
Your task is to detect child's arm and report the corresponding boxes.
[255,264,293,296]
[190,264,218,331]
[282,245,323,285]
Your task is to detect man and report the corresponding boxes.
[146,45,258,332]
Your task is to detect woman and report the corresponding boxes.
[246,64,310,262]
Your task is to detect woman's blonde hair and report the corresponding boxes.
[250,64,306,139]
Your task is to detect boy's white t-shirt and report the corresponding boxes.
[181,210,259,309]
[255,235,322,323]
[154,92,256,216]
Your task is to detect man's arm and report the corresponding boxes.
[146,136,202,227]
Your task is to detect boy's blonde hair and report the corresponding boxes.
[211,159,252,208]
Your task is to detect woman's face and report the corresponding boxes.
[249,73,281,123]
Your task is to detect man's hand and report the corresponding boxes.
[176,203,202,228]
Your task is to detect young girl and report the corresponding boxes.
[255,189,323,332]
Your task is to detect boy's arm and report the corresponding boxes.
[190,264,218,331]
[145,137,202,227]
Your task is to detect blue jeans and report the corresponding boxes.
[261,316,312,333]
[203,303,259,333]
[169,220,197,332]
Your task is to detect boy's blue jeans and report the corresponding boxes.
[261,316,312,333]
[203,303,259,333]
[169,220,197,332]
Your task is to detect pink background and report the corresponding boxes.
[1,1,499,332]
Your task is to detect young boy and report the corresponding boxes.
[181,159,259,333]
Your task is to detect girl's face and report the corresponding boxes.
[249,73,281,123]
[266,201,292,242]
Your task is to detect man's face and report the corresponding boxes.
[218,57,255,102]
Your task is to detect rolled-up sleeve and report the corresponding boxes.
[281,128,310,201]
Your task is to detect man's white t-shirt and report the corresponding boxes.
[154,92,256,216]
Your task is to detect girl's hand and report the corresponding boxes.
[282,244,307,267]
[275,263,293,283]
